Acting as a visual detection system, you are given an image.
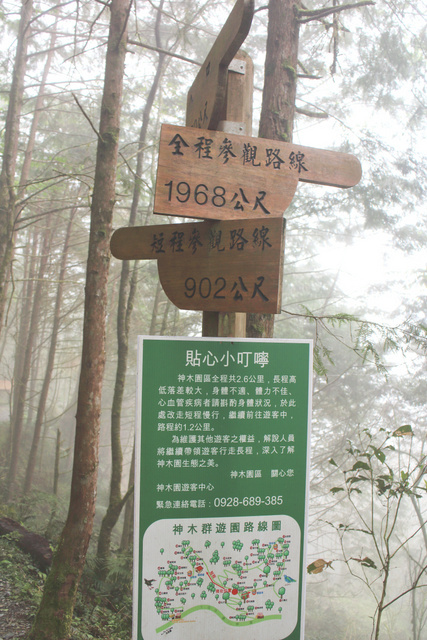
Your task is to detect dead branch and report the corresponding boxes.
[296,1,375,24]
[296,106,328,118]
[127,38,201,66]
[71,92,104,143]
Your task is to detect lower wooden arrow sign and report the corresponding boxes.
[111,218,285,313]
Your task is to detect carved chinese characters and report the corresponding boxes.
[110,218,285,313]
[154,124,362,221]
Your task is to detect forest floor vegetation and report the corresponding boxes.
[0,538,41,639]
[0,531,132,639]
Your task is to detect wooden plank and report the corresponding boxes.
[154,124,362,221]
[110,218,285,314]
[186,0,254,130]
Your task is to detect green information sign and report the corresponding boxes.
[134,337,312,640]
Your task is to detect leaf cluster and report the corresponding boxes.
[330,425,426,499]
[285,307,427,378]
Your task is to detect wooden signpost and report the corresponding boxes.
[110,0,361,322]
[154,123,361,221]
[186,0,254,130]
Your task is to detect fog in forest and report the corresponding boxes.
[0,1,425,638]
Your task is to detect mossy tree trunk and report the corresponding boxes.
[27,1,130,637]
[247,0,300,339]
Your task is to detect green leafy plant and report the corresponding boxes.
[72,549,133,639]
[0,536,46,614]
[322,426,427,640]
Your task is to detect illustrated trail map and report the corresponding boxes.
[141,515,300,639]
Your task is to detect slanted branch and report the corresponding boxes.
[127,39,201,66]
[296,106,328,118]
[296,1,375,24]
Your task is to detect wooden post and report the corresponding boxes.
[200,50,254,338]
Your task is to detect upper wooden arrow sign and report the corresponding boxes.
[154,124,362,221]
[111,218,285,313]
[186,0,254,130]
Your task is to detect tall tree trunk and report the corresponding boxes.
[28,1,130,637]
[246,0,300,339]
[259,0,299,142]
[120,441,135,552]
[17,23,57,201]
[0,0,33,332]
[23,205,77,494]
[95,256,137,577]
[5,229,38,466]
[160,299,171,335]
[3,34,57,467]
[5,217,52,500]
[96,3,166,576]
[149,279,163,335]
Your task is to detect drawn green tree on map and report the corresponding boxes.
[210,550,220,564]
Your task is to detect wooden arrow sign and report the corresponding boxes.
[186,0,254,130]
[110,218,285,313]
[154,124,362,221]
